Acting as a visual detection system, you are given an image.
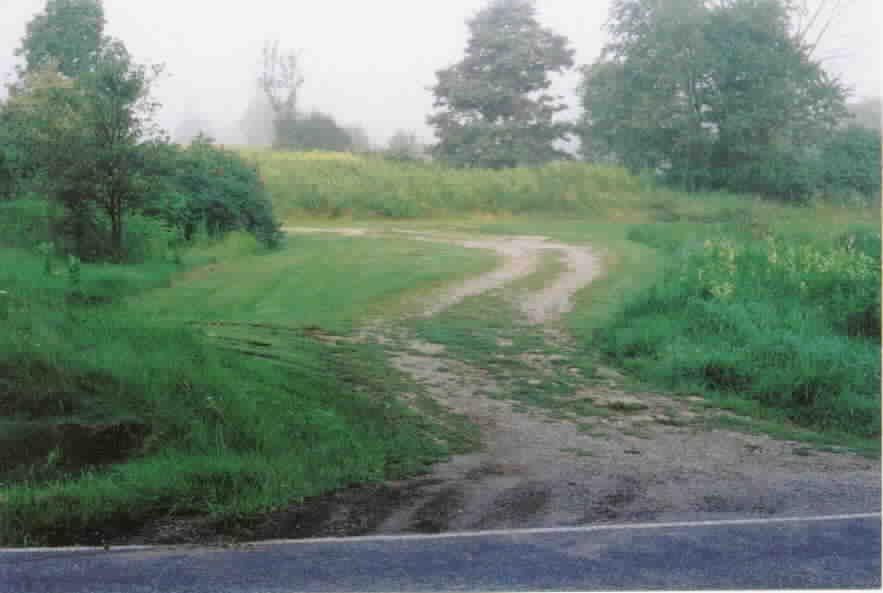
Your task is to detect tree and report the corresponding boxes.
[428,0,575,168]
[24,40,162,261]
[140,135,283,248]
[15,0,105,79]
[820,125,881,198]
[259,40,304,149]
[238,91,275,146]
[294,110,352,152]
[1,61,79,200]
[579,0,848,198]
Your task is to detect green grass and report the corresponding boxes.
[0,231,495,546]
[395,201,879,452]
[3,153,879,544]
[597,225,880,441]
[236,148,651,220]
[131,233,498,334]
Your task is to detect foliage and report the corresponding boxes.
[6,33,162,262]
[0,234,489,544]
[579,0,848,199]
[1,62,77,202]
[290,110,353,152]
[14,0,105,79]
[142,136,283,248]
[259,40,304,149]
[599,226,880,438]
[428,0,575,168]
[0,116,24,200]
[240,147,646,219]
[819,125,881,199]
[0,196,57,247]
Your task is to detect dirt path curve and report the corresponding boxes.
[266,227,880,539]
[284,227,602,323]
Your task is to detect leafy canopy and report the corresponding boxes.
[579,0,849,198]
[429,0,575,168]
[15,0,105,79]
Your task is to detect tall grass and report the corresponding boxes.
[598,222,881,439]
[0,232,487,545]
[237,147,649,220]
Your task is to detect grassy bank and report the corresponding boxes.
[0,231,496,545]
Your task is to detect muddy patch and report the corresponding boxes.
[408,487,466,533]
[471,482,552,530]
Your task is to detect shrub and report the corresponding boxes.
[141,136,283,249]
[821,126,882,199]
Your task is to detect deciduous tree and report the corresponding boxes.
[579,0,848,198]
[294,110,352,152]
[24,40,162,261]
[259,40,304,149]
[15,0,105,79]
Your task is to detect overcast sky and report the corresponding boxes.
[1,0,880,146]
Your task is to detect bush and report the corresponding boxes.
[123,212,182,264]
[142,137,283,248]
[0,196,55,248]
[820,125,882,199]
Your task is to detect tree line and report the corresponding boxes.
[423,0,879,201]
[250,0,878,201]
[0,0,282,263]
[0,0,879,267]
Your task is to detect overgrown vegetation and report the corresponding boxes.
[579,0,879,202]
[1,0,879,546]
[1,0,281,261]
[239,147,650,219]
[599,222,880,439]
[0,233,493,545]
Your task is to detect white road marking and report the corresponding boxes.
[1,513,878,553]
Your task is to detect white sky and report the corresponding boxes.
[1,0,880,145]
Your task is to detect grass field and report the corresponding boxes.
[0,230,497,545]
[1,149,878,544]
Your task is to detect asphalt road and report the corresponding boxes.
[1,513,879,592]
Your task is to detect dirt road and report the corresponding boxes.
[231,226,879,541]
